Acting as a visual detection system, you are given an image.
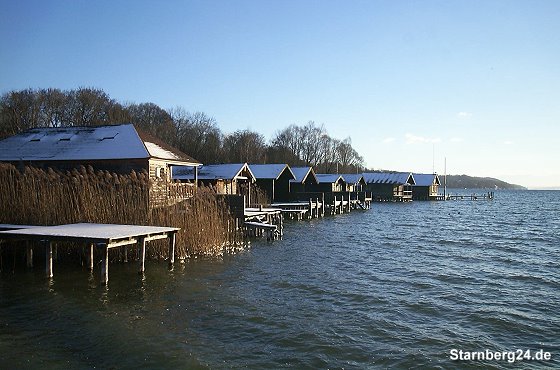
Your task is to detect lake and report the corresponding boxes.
[1,190,558,369]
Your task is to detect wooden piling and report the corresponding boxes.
[100,243,109,284]
[139,237,146,274]
[26,241,33,268]
[44,240,53,278]
[88,243,94,271]
[168,232,175,267]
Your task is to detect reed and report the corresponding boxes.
[0,163,241,263]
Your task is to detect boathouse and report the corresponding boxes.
[314,174,346,193]
[0,124,202,206]
[249,164,295,203]
[362,172,415,201]
[289,166,319,194]
[173,163,256,204]
[412,173,441,200]
[340,174,366,192]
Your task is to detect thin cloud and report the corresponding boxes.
[504,140,514,145]
[382,137,395,144]
[405,133,441,145]
[450,137,464,143]
[457,112,472,119]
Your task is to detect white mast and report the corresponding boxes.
[444,157,447,200]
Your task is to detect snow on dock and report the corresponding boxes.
[0,223,179,284]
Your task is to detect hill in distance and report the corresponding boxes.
[443,175,526,190]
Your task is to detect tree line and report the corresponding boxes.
[0,87,365,173]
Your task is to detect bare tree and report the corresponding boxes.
[0,89,41,138]
[222,129,267,163]
[171,109,222,163]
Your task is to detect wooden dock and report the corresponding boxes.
[244,207,283,240]
[0,223,179,284]
[446,192,494,201]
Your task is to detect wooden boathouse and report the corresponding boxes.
[314,174,346,193]
[0,124,202,207]
[362,172,415,201]
[340,174,366,192]
[249,164,295,203]
[412,173,441,200]
[173,163,256,205]
[289,166,319,194]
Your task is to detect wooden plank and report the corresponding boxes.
[244,222,277,230]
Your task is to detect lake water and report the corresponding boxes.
[1,190,559,369]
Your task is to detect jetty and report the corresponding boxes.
[446,192,494,201]
[243,207,283,240]
[0,223,179,284]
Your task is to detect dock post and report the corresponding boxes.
[26,241,33,268]
[100,243,109,284]
[312,199,315,218]
[88,243,94,271]
[168,232,175,268]
[44,240,53,278]
[139,237,146,274]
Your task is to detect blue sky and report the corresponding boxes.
[1,0,559,188]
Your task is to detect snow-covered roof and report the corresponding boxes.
[173,163,255,181]
[0,124,201,165]
[316,174,346,184]
[362,172,416,185]
[341,174,365,185]
[412,173,440,187]
[249,164,295,180]
[289,166,318,184]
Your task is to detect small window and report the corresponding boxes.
[156,167,164,178]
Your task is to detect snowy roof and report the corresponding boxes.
[249,164,295,180]
[341,174,365,185]
[316,174,346,184]
[173,163,255,181]
[0,124,201,165]
[412,173,440,187]
[362,172,416,185]
[289,166,318,184]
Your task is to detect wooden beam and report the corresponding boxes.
[106,238,138,249]
[144,233,169,242]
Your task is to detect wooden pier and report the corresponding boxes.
[244,207,283,240]
[446,192,494,201]
[0,223,179,284]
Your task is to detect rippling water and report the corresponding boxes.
[1,190,559,369]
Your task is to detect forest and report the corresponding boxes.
[0,87,365,173]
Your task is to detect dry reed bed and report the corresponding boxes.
[0,163,241,265]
